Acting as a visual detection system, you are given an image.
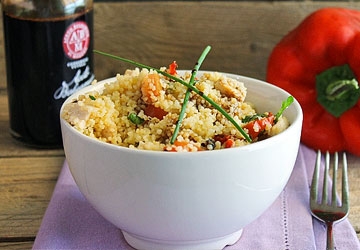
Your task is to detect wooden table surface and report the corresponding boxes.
[0,1,359,249]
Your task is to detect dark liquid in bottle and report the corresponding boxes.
[3,10,94,148]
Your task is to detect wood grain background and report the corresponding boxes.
[1,1,360,88]
[94,1,360,80]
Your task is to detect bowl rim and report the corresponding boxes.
[60,70,303,155]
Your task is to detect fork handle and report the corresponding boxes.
[326,222,334,250]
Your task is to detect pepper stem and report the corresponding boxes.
[316,64,360,117]
[325,79,359,101]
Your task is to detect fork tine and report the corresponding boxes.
[310,151,349,250]
[322,151,330,204]
[331,152,338,207]
[342,152,349,208]
[311,150,321,203]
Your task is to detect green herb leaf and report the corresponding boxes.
[89,95,96,100]
[128,113,144,125]
[275,96,294,122]
[316,64,360,117]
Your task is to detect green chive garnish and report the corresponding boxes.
[170,46,211,144]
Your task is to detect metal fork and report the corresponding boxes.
[310,150,349,250]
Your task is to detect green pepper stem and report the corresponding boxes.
[316,64,360,117]
[326,79,359,101]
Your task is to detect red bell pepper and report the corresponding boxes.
[266,7,360,156]
[167,61,178,75]
[144,104,168,119]
[243,113,275,140]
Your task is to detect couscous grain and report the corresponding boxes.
[62,68,289,151]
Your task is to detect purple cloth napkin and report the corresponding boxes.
[33,145,360,250]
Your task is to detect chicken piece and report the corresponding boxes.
[62,102,91,126]
[214,77,246,102]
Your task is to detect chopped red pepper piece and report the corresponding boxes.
[243,114,275,140]
[214,134,231,144]
[213,134,235,148]
[167,61,178,75]
[144,104,168,120]
[223,139,235,148]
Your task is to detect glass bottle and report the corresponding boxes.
[2,0,94,148]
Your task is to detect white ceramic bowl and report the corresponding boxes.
[60,71,303,250]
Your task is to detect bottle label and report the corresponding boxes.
[63,21,90,59]
[54,20,94,100]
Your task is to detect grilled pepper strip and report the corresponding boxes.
[266,7,360,156]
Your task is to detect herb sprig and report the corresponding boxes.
[94,47,252,143]
[275,96,294,122]
[170,46,211,144]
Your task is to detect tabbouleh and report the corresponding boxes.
[61,67,289,152]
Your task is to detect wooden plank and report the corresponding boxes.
[92,1,295,80]
[1,1,360,90]
[0,242,34,250]
[92,1,360,81]
[0,90,8,120]
[0,156,64,238]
